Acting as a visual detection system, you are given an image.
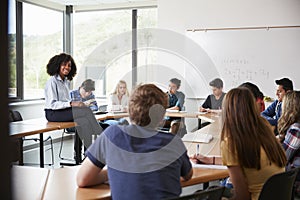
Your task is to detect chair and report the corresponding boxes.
[58,127,84,166]
[258,168,299,200]
[165,186,225,200]
[9,110,54,166]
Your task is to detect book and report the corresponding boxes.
[182,132,213,143]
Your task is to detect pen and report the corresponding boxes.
[196,144,200,156]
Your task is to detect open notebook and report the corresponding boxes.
[182,132,213,143]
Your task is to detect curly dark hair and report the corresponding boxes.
[46,53,77,80]
[129,84,168,127]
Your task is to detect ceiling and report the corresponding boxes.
[23,0,157,11]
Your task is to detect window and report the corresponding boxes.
[136,8,158,84]
[22,3,63,100]
[8,0,16,98]
[73,9,132,97]
[9,2,157,101]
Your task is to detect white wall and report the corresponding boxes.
[155,0,300,130]
[158,0,300,34]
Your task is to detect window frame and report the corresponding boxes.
[9,0,157,102]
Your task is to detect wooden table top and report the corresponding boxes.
[11,166,49,200]
[43,166,111,200]
[42,166,228,200]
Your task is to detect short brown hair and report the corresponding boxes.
[209,78,223,89]
[80,79,95,92]
[129,84,168,127]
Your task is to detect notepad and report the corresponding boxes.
[166,109,179,112]
[190,162,227,170]
[195,111,208,115]
[182,132,213,143]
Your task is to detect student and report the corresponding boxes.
[77,84,193,200]
[44,53,103,162]
[105,80,129,125]
[277,91,300,197]
[261,77,293,127]
[163,78,185,134]
[70,79,98,111]
[239,82,265,112]
[220,88,286,200]
[199,78,225,112]
[107,80,129,112]
[69,79,109,160]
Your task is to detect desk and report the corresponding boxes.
[42,166,228,200]
[11,165,49,200]
[184,117,222,156]
[10,118,76,168]
[43,166,111,200]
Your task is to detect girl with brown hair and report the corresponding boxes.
[221,87,286,200]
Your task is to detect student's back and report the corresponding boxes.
[77,84,193,200]
[92,125,189,199]
[221,88,287,200]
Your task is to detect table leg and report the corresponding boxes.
[18,138,24,165]
[203,182,209,190]
[39,133,44,168]
[75,132,81,165]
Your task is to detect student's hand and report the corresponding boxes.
[199,107,211,113]
[189,154,214,164]
[71,101,85,107]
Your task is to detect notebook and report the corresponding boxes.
[182,132,213,143]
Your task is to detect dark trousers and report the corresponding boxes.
[45,107,103,148]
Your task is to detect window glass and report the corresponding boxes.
[136,8,158,84]
[8,0,16,98]
[23,3,63,99]
[73,10,132,97]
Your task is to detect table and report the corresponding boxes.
[184,115,222,156]
[9,113,131,168]
[42,166,228,200]
[10,118,77,168]
[11,165,49,200]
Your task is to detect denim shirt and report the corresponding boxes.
[261,100,281,126]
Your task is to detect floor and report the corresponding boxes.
[22,136,77,169]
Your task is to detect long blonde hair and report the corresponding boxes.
[221,88,286,169]
[112,80,129,96]
[278,91,300,137]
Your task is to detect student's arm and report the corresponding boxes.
[227,165,250,200]
[282,125,300,162]
[190,154,222,165]
[261,100,277,126]
[77,158,108,187]
[175,92,185,110]
[180,153,193,181]
[86,93,98,111]
[181,168,193,181]
[199,95,211,112]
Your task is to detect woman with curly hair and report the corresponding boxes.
[44,53,102,162]
[278,91,300,197]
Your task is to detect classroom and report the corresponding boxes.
[1,0,300,199]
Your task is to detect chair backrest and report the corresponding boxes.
[9,110,23,122]
[166,186,225,200]
[258,168,299,200]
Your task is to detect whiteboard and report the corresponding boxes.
[186,27,300,97]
